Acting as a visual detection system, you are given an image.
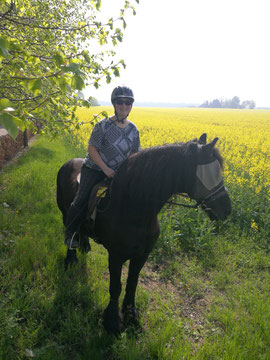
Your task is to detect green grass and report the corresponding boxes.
[0,135,270,359]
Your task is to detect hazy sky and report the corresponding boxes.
[85,0,270,107]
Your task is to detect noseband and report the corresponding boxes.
[196,184,228,211]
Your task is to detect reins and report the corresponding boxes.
[95,176,227,213]
[166,194,199,209]
[166,184,227,211]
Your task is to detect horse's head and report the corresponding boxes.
[190,133,231,221]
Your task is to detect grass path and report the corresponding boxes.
[0,135,270,359]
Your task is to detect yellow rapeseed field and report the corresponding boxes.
[75,106,270,195]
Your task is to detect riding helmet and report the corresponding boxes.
[111,86,134,104]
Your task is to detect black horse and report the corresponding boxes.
[56,133,231,334]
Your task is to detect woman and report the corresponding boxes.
[65,86,140,249]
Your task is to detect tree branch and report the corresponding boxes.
[29,92,60,112]
[11,71,62,81]
[2,13,123,32]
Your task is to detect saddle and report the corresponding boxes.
[87,180,110,222]
[76,175,111,222]
[76,177,111,241]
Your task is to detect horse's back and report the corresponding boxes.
[57,158,83,224]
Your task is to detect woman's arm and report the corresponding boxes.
[88,145,115,178]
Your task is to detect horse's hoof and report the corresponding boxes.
[102,307,122,335]
[122,305,140,327]
[79,235,91,253]
[64,249,78,270]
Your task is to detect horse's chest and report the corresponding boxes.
[108,220,160,259]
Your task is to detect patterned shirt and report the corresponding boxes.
[83,118,140,171]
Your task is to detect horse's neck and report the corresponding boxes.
[111,146,194,217]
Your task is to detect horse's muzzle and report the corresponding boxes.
[203,188,232,221]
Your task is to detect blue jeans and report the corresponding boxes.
[65,165,106,237]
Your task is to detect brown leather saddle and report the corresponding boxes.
[76,174,111,221]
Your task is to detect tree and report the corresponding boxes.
[212,99,221,108]
[89,97,100,106]
[241,100,256,109]
[231,96,240,109]
[0,0,139,138]
[200,96,256,109]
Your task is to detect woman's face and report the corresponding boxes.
[114,98,133,119]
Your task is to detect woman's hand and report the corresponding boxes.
[103,167,115,178]
[88,145,115,178]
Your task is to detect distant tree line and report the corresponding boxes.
[200,96,256,109]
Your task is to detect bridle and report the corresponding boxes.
[196,183,228,211]
[166,159,228,212]
[166,184,227,211]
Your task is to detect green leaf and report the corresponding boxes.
[61,63,85,76]
[113,68,120,77]
[25,79,35,91]
[0,98,12,111]
[82,50,91,64]
[55,77,68,93]
[71,74,84,90]
[95,0,101,10]
[53,52,65,67]
[31,79,42,95]
[119,59,126,69]
[61,63,79,74]
[102,111,108,119]
[0,113,19,139]
[82,100,90,108]
[0,37,10,58]
[12,116,25,131]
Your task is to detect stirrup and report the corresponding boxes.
[68,232,80,250]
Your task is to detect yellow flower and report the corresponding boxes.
[251,220,259,232]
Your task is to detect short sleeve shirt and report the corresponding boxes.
[83,118,140,171]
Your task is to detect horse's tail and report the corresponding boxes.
[56,158,84,226]
[57,165,68,226]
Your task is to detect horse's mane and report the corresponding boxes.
[213,147,224,169]
[112,141,198,212]
[109,140,224,219]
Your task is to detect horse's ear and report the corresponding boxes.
[210,137,219,148]
[204,137,219,153]
[199,133,207,145]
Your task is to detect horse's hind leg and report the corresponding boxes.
[79,233,91,253]
[122,254,149,326]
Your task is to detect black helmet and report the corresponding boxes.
[111,86,134,104]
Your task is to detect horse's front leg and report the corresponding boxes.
[122,253,149,327]
[64,249,78,269]
[102,253,123,334]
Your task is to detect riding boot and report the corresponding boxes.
[65,203,86,249]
